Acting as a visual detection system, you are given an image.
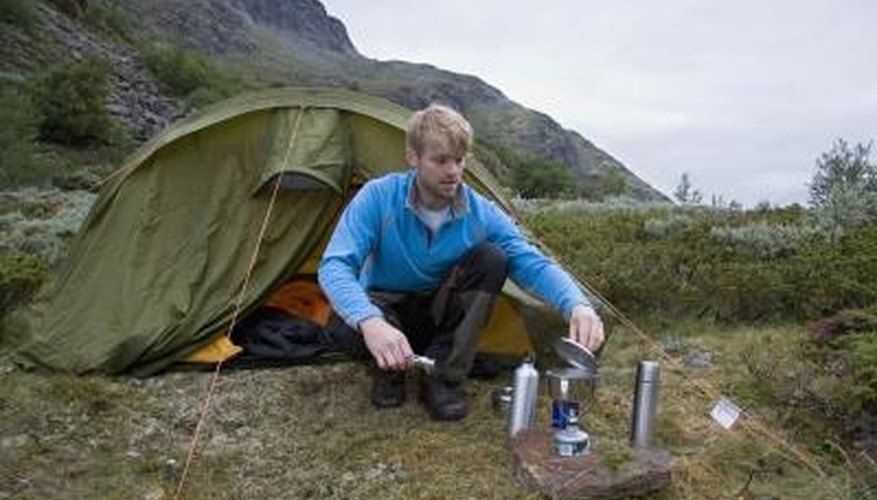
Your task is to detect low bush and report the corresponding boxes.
[729,321,876,477]
[0,87,55,189]
[0,0,37,27]
[479,142,577,199]
[524,203,877,323]
[83,2,135,44]
[141,44,247,107]
[29,58,115,146]
[0,254,48,316]
[0,188,96,263]
[709,221,825,259]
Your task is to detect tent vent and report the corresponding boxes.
[279,173,332,190]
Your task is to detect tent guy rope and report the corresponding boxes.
[173,105,307,499]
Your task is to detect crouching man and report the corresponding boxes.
[318,103,604,420]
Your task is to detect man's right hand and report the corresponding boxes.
[359,316,414,371]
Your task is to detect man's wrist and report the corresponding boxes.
[565,302,593,320]
[358,315,385,333]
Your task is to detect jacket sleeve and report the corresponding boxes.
[484,202,592,319]
[317,182,384,328]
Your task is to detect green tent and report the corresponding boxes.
[20,87,568,376]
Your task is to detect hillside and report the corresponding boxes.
[0,0,667,201]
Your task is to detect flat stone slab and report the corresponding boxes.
[511,429,672,499]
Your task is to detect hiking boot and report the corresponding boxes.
[420,375,467,421]
[370,369,406,409]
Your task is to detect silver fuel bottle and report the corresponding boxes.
[508,356,539,436]
[630,361,660,448]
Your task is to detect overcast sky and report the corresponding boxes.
[323,0,876,206]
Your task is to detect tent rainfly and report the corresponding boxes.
[19,87,573,376]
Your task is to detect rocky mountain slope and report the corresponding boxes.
[0,0,667,201]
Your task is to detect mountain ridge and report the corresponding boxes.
[1,0,668,201]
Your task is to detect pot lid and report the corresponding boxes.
[545,367,595,380]
[552,338,598,375]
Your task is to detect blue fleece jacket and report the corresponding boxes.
[318,170,590,328]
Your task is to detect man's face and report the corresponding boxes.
[407,139,466,209]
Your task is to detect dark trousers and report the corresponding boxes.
[327,242,508,382]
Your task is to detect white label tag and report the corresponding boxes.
[710,397,742,429]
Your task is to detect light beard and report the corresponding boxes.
[416,179,459,209]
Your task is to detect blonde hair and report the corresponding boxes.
[406,104,473,157]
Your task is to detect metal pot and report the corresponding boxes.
[491,385,514,417]
[545,367,597,424]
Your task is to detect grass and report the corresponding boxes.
[1,320,874,499]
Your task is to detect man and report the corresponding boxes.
[318,104,604,420]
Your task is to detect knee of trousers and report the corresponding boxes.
[461,241,508,292]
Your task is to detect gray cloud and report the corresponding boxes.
[326,0,877,206]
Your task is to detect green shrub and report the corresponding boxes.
[788,309,877,456]
[0,87,55,189]
[511,157,576,199]
[83,2,135,44]
[809,139,877,237]
[0,189,96,263]
[0,0,37,27]
[479,142,577,199]
[524,203,877,323]
[709,221,825,259]
[0,255,48,317]
[591,169,628,199]
[732,324,876,468]
[142,44,246,106]
[29,58,114,146]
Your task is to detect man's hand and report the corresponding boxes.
[569,304,605,352]
[359,316,414,371]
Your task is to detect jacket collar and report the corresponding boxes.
[404,170,468,218]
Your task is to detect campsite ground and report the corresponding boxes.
[1,321,870,499]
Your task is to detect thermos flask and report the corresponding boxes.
[630,361,660,448]
[509,355,539,436]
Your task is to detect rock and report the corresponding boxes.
[52,170,101,192]
[511,429,672,499]
[659,334,688,355]
[685,350,712,370]
[1,434,32,449]
[139,486,166,500]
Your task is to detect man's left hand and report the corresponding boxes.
[569,304,604,352]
